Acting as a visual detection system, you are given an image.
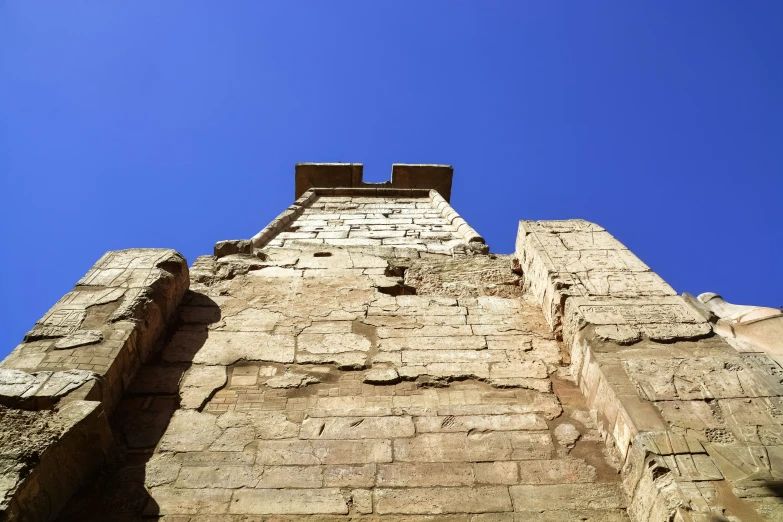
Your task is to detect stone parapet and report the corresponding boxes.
[516,219,783,521]
[429,190,484,245]
[295,163,454,201]
[0,248,189,522]
[249,189,318,249]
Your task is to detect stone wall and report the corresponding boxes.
[56,207,629,520]
[4,164,782,521]
[0,249,188,522]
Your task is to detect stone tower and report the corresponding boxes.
[1,164,782,521]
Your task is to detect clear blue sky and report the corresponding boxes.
[1,2,781,357]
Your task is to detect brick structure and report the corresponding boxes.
[1,164,781,521]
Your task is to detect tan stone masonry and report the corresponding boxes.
[1,164,781,521]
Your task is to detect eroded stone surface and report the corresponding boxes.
[54,220,626,521]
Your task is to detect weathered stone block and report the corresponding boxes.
[230,487,349,515]
[300,416,415,439]
[377,463,474,487]
[323,464,376,487]
[256,440,393,465]
[146,487,232,515]
[509,484,626,511]
[374,486,512,514]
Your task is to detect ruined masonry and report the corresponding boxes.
[1,164,782,522]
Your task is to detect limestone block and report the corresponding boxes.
[53,330,103,350]
[323,464,376,487]
[144,453,181,487]
[704,442,782,483]
[473,462,519,485]
[489,362,548,380]
[299,416,415,439]
[351,488,373,514]
[363,367,400,384]
[247,266,303,277]
[513,510,630,521]
[517,458,597,484]
[163,330,295,365]
[174,451,255,467]
[660,454,723,481]
[217,308,281,332]
[378,325,473,338]
[256,440,393,465]
[216,410,299,439]
[374,486,512,514]
[209,426,255,451]
[213,239,252,258]
[298,333,372,354]
[296,351,368,370]
[0,369,99,409]
[0,370,46,402]
[159,410,222,452]
[176,465,261,488]
[403,350,504,365]
[394,432,553,462]
[230,487,349,515]
[377,463,474,487]
[145,487,232,515]
[265,371,320,389]
[380,336,484,351]
[425,363,490,380]
[179,365,226,409]
[468,431,555,461]
[509,483,626,511]
[414,414,547,433]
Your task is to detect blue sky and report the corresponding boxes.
[1,2,781,357]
